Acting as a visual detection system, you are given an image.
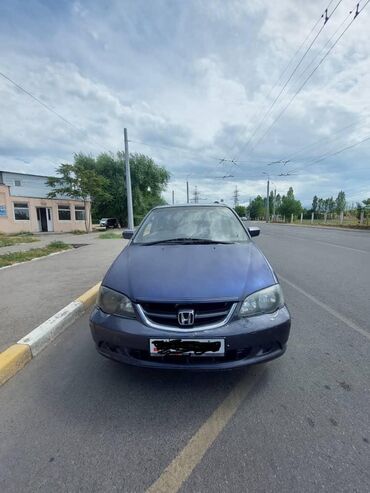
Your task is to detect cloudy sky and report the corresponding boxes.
[0,0,369,207]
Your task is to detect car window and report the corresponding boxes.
[134,207,249,244]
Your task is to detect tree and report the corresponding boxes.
[47,154,109,231]
[312,195,318,212]
[278,187,302,220]
[234,205,246,217]
[92,152,170,225]
[356,198,370,221]
[249,195,265,220]
[275,193,282,212]
[335,190,346,214]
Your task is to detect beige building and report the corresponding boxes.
[0,170,91,234]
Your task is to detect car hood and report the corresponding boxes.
[103,242,276,303]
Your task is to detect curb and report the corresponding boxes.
[0,282,101,386]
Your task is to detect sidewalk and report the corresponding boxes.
[0,235,126,352]
[0,231,105,255]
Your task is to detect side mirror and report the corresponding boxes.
[248,227,260,237]
[122,229,134,239]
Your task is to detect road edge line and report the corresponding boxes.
[0,282,101,386]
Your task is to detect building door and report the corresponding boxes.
[46,207,54,232]
[36,208,48,232]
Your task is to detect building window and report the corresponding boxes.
[14,202,30,220]
[14,180,21,186]
[75,206,85,221]
[58,205,71,220]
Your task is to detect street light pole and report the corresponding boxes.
[266,178,270,223]
[186,180,189,204]
[124,128,134,230]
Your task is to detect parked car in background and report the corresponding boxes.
[90,204,291,371]
[99,218,120,229]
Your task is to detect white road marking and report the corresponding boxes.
[262,232,369,255]
[279,274,370,342]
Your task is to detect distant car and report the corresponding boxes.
[99,218,120,229]
[90,204,291,370]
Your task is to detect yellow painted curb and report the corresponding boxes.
[77,282,101,307]
[0,344,32,386]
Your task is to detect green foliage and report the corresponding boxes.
[98,232,122,239]
[335,190,346,213]
[47,154,110,231]
[0,241,70,268]
[278,187,302,219]
[92,152,169,226]
[234,205,246,217]
[47,152,170,229]
[248,195,265,220]
[312,195,318,212]
[0,234,38,248]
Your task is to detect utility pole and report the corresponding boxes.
[172,190,175,205]
[272,188,276,221]
[124,128,134,230]
[193,186,199,204]
[266,179,270,223]
[186,180,189,204]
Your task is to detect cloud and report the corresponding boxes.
[0,0,369,206]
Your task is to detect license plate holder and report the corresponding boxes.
[149,338,225,357]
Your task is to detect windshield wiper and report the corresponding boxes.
[139,237,234,246]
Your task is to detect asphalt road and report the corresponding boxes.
[1,224,369,492]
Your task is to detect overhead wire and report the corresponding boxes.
[292,133,370,172]
[224,6,326,160]
[231,0,342,161]
[248,0,369,154]
[266,112,370,165]
[0,70,112,154]
[291,6,354,91]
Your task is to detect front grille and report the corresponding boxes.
[139,301,234,329]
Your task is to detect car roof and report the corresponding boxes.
[152,203,232,210]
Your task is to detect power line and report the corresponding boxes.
[225,9,324,161]
[294,133,370,171]
[248,1,369,153]
[232,0,342,161]
[266,112,370,166]
[226,0,336,161]
[131,139,274,165]
[292,7,354,91]
[129,139,221,161]
[0,70,112,154]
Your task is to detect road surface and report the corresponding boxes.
[0,224,369,492]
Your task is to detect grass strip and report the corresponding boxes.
[0,241,71,268]
[0,234,39,248]
[98,232,122,239]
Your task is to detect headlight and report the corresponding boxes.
[239,284,284,317]
[97,286,135,318]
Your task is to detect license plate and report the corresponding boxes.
[149,338,225,357]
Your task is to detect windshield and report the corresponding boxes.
[133,206,249,244]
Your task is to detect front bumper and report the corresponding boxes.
[89,305,291,371]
